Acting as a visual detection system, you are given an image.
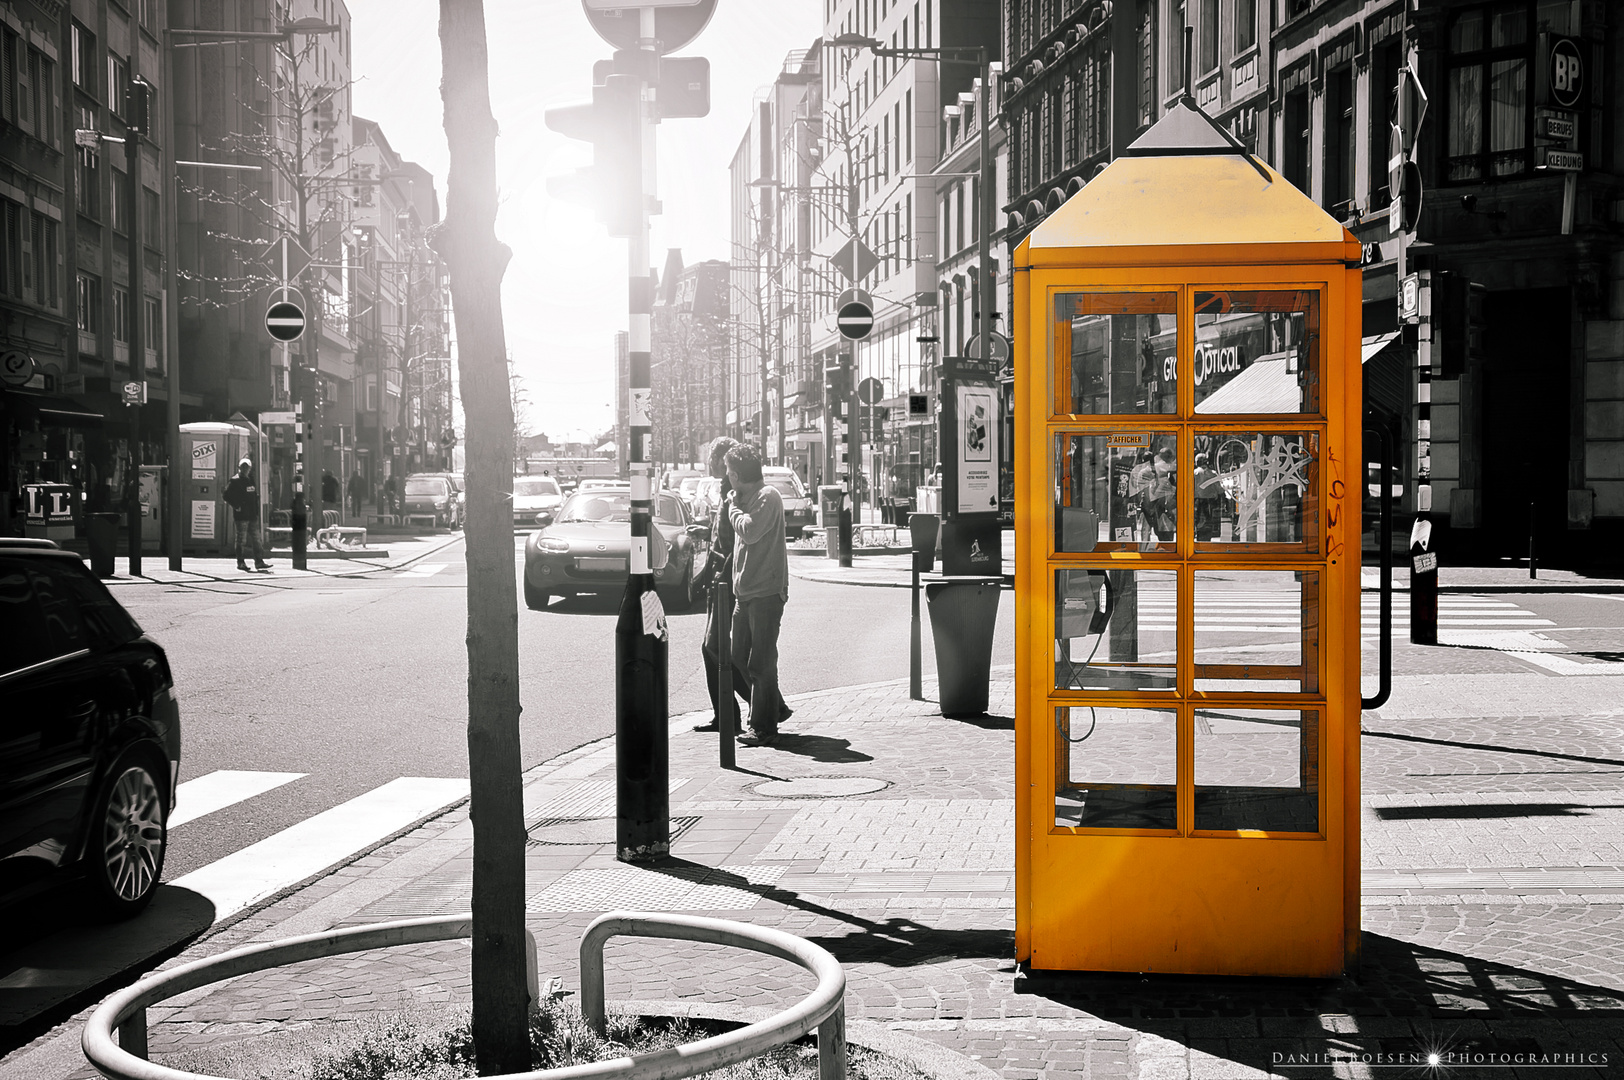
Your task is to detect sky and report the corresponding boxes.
[343,1,825,445]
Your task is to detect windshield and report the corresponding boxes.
[768,479,804,500]
[679,477,701,495]
[513,478,560,497]
[558,492,684,525]
[405,479,447,496]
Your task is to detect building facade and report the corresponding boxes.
[2,0,173,534]
[651,249,729,467]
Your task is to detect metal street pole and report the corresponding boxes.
[161,29,183,572]
[125,88,146,578]
[615,6,668,864]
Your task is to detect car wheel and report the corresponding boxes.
[524,578,550,610]
[86,749,168,918]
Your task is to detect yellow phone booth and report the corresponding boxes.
[1013,102,1363,977]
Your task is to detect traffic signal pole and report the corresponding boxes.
[614,9,668,863]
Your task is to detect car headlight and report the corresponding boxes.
[539,537,570,553]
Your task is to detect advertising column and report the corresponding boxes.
[939,356,1003,576]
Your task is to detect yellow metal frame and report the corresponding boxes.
[1015,257,1362,977]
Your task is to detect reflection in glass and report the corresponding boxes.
[1191,431,1318,547]
[1054,569,1176,691]
[1193,570,1320,693]
[1055,707,1176,830]
[1194,709,1320,832]
[1055,434,1180,553]
[1054,293,1177,415]
[1192,290,1319,414]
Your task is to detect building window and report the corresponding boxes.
[144,187,160,239]
[1138,1,1156,127]
[111,166,129,233]
[1283,87,1310,193]
[1235,0,1256,52]
[71,23,96,97]
[108,54,128,118]
[1446,5,1530,182]
[1200,0,1218,72]
[77,272,102,332]
[1324,65,1354,213]
[1368,39,1400,209]
[145,295,162,353]
[113,286,130,343]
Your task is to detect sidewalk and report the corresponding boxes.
[7,666,1623,1080]
[790,547,1624,593]
[93,527,464,587]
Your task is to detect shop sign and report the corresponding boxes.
[1536,35,1585,110]
[1,349,35,387]
[1399,273,1421,323]
[23,483,74,524]
[1413,551,1438,574]
[192,438,219,480]
[1106,433,1150,448]
[1535,147,1583,172]
[1535,110,1576,141]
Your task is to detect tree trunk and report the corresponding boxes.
[434,2,529,1074]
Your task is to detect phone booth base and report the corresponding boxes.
[1013,102,1363,978]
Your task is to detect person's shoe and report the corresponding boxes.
[237,561,250,571]
[740,729,778,746]
[255,561,272,570]
[778,703,794,725]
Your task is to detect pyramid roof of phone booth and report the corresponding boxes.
[1017,100,1361,269]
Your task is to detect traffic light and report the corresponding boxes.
[544,74,643,238]
[127,77,154,135]
[825,363,851,416]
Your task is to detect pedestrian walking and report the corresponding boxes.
[692,437,751,734]
[347,469,367,517]
[725,443,791,746]
[224,459,271,571]
[1192,452,1222,541]
[382,474,398,523]
[321,469,341,525]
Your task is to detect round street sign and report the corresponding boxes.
[1,348,35,387]
[857,376,884,406]
[965,331,1011,363]
[582,0,716,55]
[265,301,306,342]
[837,287,874,341]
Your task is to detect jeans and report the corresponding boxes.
[731,593,785,738]
[234,517,266,563]
[702,586,750,726]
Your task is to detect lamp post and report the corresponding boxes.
[161,17,341,570]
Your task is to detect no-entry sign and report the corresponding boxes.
[265,301,306,342]
[837,287,874,340]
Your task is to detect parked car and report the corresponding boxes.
[402,474,458,529]
[523,489,709,612]
[512,474,565,530]
[690,476,722,521]
[577,479,630,493]
[0,539,180,918]
[762,467,815,539]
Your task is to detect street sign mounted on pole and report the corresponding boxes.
[837,287,874,340]
[965,331,1010,364]
[582,0,716,54]
[265,301,306,341]
[830,236,879,283]
[259,235,312,282]
[857,376,884,405]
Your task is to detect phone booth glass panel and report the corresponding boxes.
[1013,104,1362,978]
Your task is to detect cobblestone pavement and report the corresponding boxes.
[6,659,1622,1080]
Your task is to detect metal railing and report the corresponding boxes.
[82,910,845,1080]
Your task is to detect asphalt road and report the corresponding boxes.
[118,536,1015,879]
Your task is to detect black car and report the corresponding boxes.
[0,539,180,917]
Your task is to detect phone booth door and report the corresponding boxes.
[1019,271,1364,974]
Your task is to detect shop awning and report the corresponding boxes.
[1361,331,1400,364]
[10,394,106,426]
[1193,355,1300,414]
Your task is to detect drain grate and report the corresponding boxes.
[527,815,700,848]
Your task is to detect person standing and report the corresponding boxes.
[382,473,398,523]
[224,459,271,571]
[1192,452,1221,542]
[693,437,751,733]
[347,468,367,517]
[320,469,341,524]
[725,443,790,746]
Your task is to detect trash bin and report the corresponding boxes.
[87,513,120,578]
[818,484,844,558]
[925,579,1000,717]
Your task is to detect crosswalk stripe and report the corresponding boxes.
[170,777,469,921]
[169,770,306,828]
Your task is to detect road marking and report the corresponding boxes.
[170,777,469,921]
[400,563,448,576]
[169,770,306,827]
